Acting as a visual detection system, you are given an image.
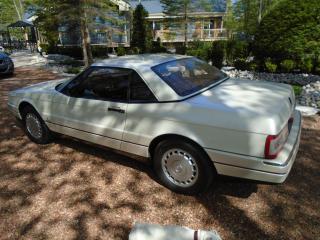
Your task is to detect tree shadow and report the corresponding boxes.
[1,67,319,240]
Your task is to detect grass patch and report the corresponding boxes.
[292,85,302,96]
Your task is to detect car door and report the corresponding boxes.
[48,67,130,150]
[121,71,159,156]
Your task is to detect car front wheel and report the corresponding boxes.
[22,106,53,144]
[153,139,215,195]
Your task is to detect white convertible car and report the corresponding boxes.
[7,54,301,194]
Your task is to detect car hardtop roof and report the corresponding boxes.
[92,53,192,69]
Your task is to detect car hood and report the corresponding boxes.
[13,78,68,94]
[186,78,295,135]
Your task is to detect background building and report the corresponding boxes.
[58,0,131,47]
[130,0,227,44]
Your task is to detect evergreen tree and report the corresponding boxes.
[131,3,149,53]
[160,0,212,47]
[233,0,280,39]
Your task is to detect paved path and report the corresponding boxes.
[10,50,47,68]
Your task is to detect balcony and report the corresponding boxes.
[154,28,228,42]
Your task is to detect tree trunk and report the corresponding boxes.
[12,0,21,20]
[183,3,188,48]
[80,4,93,67]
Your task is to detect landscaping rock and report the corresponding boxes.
[223,69,320,86]
[295,105,319,116]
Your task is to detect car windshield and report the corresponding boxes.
[151,57,227,96]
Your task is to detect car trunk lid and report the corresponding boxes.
[187,78,295,135]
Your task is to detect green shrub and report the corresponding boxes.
[40,43,57,54]
[226,40,248,64]
[117,46,126,56]
[186,41,211,61]
[249,62,258,71]
[65,67,81,74]
[60,59,83,67]
[265,60,277,73]
[234,58,248,70]
[57,46,83,59]
[280,59,295,72]
[150,38,166,53]
[299,58,313,73]
[315,63,320,75]
[39,43,49,53]
[210,41,226,69]
[175,45,186,55]
[253,0,320,63]
[91,45,109,58]
[131,47,140,54]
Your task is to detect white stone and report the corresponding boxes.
[296,105,319,116]
[129,223,221,240]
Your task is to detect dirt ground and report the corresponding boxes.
[0,67,319,240]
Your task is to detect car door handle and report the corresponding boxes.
[108,107,125,114]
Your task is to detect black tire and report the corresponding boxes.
[22,106,53,144]
[153,139,215,195]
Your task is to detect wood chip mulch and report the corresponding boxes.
[0,67,319,240]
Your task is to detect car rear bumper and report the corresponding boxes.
[205,110,302,183]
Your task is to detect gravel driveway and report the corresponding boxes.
[0,67,319,240]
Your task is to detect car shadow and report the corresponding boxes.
[53,135,259,200]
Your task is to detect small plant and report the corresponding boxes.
[132,47,140,54]
[280,59,295,73]
[117,46,126,56]
[299,58,313,73]
[249,62,258,71]
[265,59,277,73]
[292,85,302,96]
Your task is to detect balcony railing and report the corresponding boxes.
[154,29,228,42]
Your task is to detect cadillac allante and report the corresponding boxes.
[8,54,301,194]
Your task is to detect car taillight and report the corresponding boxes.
[265,123,290,159]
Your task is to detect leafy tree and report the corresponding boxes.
[232,0,280,40]
[131,3,150,53]
[160,0,212,47]
[0,0,21,30]
[27,0,60,51]
[224,0,237,38]
[253,0,320,64]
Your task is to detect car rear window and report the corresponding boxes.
[151,57,227,96]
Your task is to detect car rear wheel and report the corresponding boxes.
[22,106,53,144]
[153,139,215,195]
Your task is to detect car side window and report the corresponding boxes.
[130,71,157,102]
[66,67,130,102]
